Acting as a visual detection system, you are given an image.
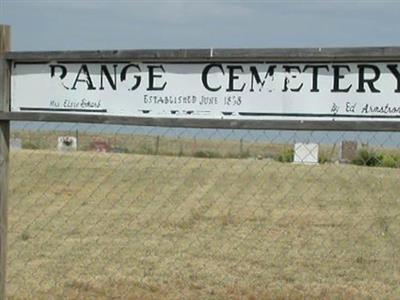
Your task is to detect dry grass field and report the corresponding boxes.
[6,149,400,299]
[11,129,336,160]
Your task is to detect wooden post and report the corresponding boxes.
[75,129,79,150]
[155,135,160,155]
[0,24,10,300]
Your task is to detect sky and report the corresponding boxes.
[2,0,400,146]
[1,0,400,51]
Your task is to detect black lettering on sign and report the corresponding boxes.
[387,64,400,93]
[71,64,96,90]
[45,62,400,96]
[331,65,352,93]
[249,65,276,92]
[147,65,167,91]
[226,65,246,92]
[100,64,118,90]
[202,63,224,92]
[50,64,69,90]
[120,64,141,91]
[357,64,381,93]
[303,65,329,92]
[282,66,303,92]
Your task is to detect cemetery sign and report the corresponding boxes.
[9,49,400,122]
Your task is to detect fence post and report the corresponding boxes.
[155,135,160,155]
[0,24,11,300]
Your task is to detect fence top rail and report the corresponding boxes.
[4,47,400,62]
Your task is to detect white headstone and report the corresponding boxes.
[57,136,77,152]
[10,138,22,150]
[294,143,319,164]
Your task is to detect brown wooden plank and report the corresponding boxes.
[0,24,10,300]
[1,112,400,131]
[5,47,400,62]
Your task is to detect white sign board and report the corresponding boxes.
[11,62,400,121]
[57,136,77,152]
[294,143,319,164]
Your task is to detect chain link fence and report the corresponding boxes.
[6,121,400,299]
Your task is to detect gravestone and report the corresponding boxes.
[294,143,319,164]
[340,140,358,162]
[57,136,77,152]
[90,141,111,153]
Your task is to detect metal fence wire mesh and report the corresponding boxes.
[6,121,400,299]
